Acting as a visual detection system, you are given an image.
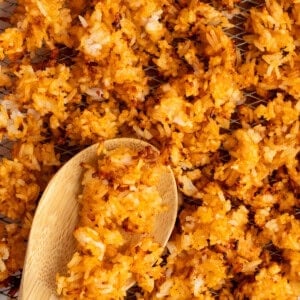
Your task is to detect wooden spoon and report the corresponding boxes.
[19,138,178,300]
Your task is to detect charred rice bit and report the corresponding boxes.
[0,213,33,283]
[9,0,72,51]
[56,145,166,299]
[0,0,298,298]
[241,0,300,99]
[0,159,39,220]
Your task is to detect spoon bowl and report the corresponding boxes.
[19,138,178,300]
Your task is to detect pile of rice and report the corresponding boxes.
[56,145,166,299]
[0,0,299,298]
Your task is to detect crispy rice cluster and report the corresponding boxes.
[57,145,166,299]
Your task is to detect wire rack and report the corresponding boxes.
[0,0,264,298]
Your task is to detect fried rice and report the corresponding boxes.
[0,0,299,298]
[56,145,166,299]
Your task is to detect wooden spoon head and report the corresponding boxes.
[19,138,178,300]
